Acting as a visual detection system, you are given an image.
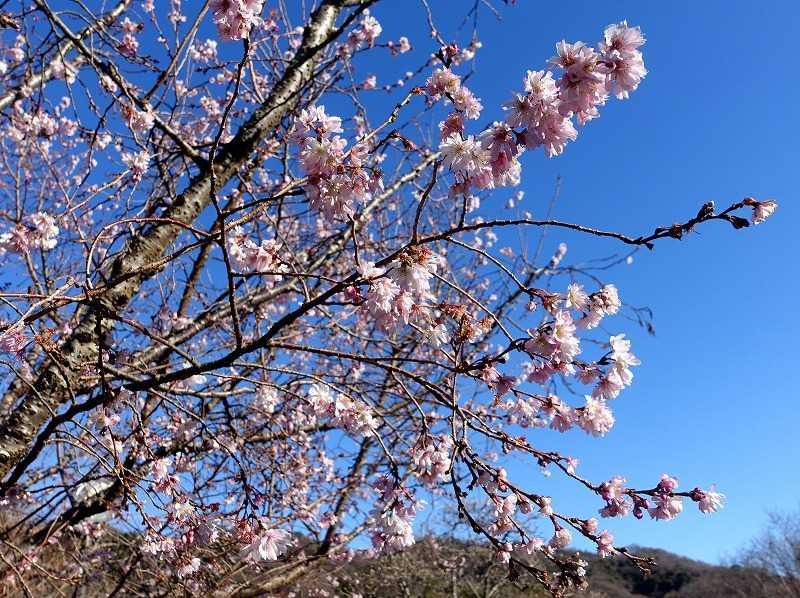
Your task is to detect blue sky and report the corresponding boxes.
[365,0,800,563]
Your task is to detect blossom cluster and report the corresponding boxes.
[308,383,376,437]
[0,327,27,357]
[118,17,141,57]
[370,476,420,553]
[253,384,279,413]
[647,474,685,521]
[507,21,646,156]
[357,246,446,333]
[228,226,286,283]
[290,106,383,221]
[410,436,453,485]
[210,0,264,41]
[240,525,293,562]
[0,212,59,255]
[426,68,483,120]
[121,150,150,182]
[346,10,382,50]
[598,474,725,522]
[490,281,636,438]
[435,22,646,198]
[426,67,526,196]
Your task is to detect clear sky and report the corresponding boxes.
[365,0,800,563]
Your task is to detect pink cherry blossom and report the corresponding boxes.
[600,22,647,98]
[579,396,615,437]
[596,530,615,557]
[240,527,293,561]
[440,134,491,178]
[211,0,264,41]
[691,486,726,513]
[0,328,27,356]
[411,436,453,485]
[565,282,589,311]
[549,527,572,549]
[648,494,684,521]
[751,199,777,224]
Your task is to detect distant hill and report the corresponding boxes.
[283,537,777,598]
[577,545,767,598]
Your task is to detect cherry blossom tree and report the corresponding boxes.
[0,0,777,595]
